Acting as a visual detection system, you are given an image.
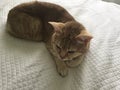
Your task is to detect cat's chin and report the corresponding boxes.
[61,58,75,62]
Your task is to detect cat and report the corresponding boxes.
[7,1,93,77]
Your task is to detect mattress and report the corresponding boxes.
[0,0,120,90]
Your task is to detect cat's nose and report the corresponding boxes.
[60,52,67,59]
[60,55,65,59]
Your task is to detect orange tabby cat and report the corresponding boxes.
[7,1,93,77]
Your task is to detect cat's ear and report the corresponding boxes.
[76,30,93,44]
[48,22,65,33]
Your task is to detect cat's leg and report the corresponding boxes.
[65,55,84,68]
[7,10,43,41]
[46,44,68,77]
[54,57,68,77]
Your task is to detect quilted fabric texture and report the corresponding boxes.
[0,0,120,90]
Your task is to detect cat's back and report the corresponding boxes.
[12,1,65,13]
[9,1,74,22]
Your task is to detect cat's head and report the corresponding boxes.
[49,21,93,61]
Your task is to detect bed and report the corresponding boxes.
[0,0,120,90]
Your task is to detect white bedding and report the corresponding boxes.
[0,0,120,90]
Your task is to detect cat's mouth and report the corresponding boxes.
[62,59,72,61]
[61,57,78,61]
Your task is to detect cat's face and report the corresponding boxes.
[49,21,93,61]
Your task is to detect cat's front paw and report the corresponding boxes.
[57,65,68,77]
[66,59,81,68]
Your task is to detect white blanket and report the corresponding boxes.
[0,0,120,90]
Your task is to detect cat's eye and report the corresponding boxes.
[68,51,75,53]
